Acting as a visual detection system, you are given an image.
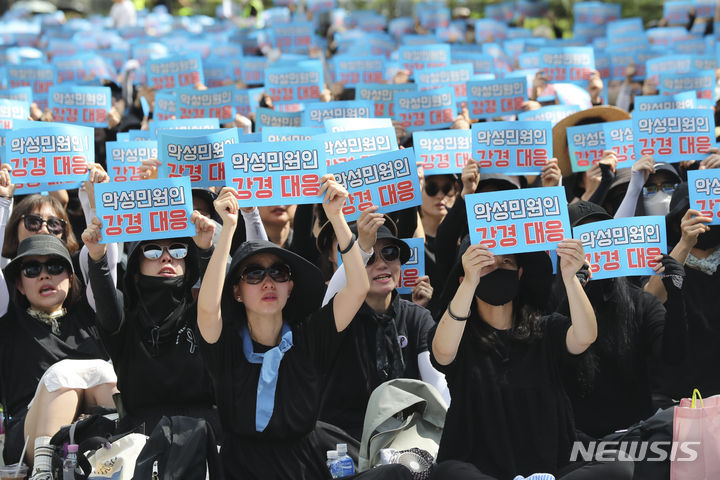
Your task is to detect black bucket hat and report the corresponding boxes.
[5,235,74,284]
[223,240,325,320]
[568,201,613,227]
[124,238,200,300]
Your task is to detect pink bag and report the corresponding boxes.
[671,389,720,480]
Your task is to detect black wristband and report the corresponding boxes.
[337,233,357,255]
[447,306,470,322]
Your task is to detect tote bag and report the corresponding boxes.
[671,389,720,480]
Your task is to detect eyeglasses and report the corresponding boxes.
[238,263,292,284]
[642,182,678,197]
[20,259,68,278]
[22,214,66,235]
[424,182,454,197]
[141,243,189,260]
[367,245,401,265]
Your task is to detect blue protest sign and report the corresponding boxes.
[5,123,92,194]
[398,44,450,74]
[158,128,238,188]
[603,120,636,166]
[664,1,693,25]
[474,19,507,43]
[0,99,30,129]
[255,107,303,130]
[607,18,644,37]
[633,109,714,163]
[317,127,397,166]
[0,86,33,103]
[566,123,606,172]
[415,63,473,106]
[140,96,150,117]
[355,83,417,117]
[332,56,384,87]
[450,51,495,75]
[153,92,177,121]
[472,121,552,175]
[538,47,595,84]
[203,59,230,87]
[264,61,324,103]
[223,139,326,207]
[261,127,321,142]
[106,141,158,182]
[659,70,715,100]
[465,186,571,254]
[466,77,527,120]
[323,117,393,132]
[149,118,220,138]
[413,129,471,175]
[328,148,421,222]
[147,54,204,91]
[518,105,580,126]
[634,91,697,112]
[394,87,455,133]
[48,86,111,128]
[271,22,315,52]
[302,100,373,127]
[175,86,234,123]
[573,216,666,279]
[6,63,57,109]
[396,237,426,294]
[128,130,155,142]
[95,176,195,244]
[688,170,720,225]
[239,57,267,85]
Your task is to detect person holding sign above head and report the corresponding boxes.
[613,156,682,219]
[429,237,632,480]
[196,176,413,480]
[81,208,221,435]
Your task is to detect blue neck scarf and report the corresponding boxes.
[241,322,293,432]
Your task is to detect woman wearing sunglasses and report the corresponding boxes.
[82,209,221,434]
[196,177,412,479]
[0,235,115,480]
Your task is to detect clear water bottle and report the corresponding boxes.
[326,450,342,478]
[336,443,355,477]
[62,444,78,480]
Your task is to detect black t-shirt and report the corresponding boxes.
[429,313,578,480]
[198,299,344,480]
[0,299,107,418]
[319,295,434,439]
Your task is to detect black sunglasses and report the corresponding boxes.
[238,263,292,285]
[367,245,401,265]
[642,182,678,197]
[424,182,454,197]
[21,259,68,278]
[141,243,189,260]
[22,214,66,235]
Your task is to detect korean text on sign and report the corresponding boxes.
[176,86,234,123]
[397,237,425,294]
[659,70,715,100]
[328,148,421,222]
[95,177,195,244]
[255,107,303,130]
[634,91,697,112]
[465,186,571,255]
[688,170,720,225]
[413,129,471,175]
[159,128,238,188]
[224,140,326,207]
[472,121,552,175]
[398,44,450,73]
[150,118,220,138]
[147,54,204,91]
[264,61,324,103]
[602,120,636,166]
[538,47,595,84]
[6,64,57,110]
[302,100,373,127]
[356,83,417,117]
[106,140,158,182]
[262,127,320,143]
[573,216,667,279]
[632,109,714,163]
[48,86,111,128]
[5,123,92,194]
[0,99,30,130]
[466,77,527,120]
[567,123,606,172]
[394,87,456,133]
[317,127,397,166]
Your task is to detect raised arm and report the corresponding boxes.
[241,206,268,241]
[0,166,13,315]
[319,174,370,332]
[614,155,653,219]
[197,187,238,344]
[557,239,597,355]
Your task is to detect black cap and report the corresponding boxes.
[4,235,73,283]
[568,201,612,227]
[348,224,412,264]
[316,214,399,254]
[476,173,521,192]
[652,163,681,184]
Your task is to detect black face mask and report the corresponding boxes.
[474,268,519,306]
[695,225,720,250]
[585,278,614,305]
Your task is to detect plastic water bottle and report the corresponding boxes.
[336,443,355,477]
[326,450,342,478]
[62,444,78,480]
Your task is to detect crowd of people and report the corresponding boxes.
[0,1,719,480]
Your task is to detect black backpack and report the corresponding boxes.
[131,416,224,480]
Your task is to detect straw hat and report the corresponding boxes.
[552,106,631,177]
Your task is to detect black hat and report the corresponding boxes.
[651,162,681,184]
[315,214,399,253]
[5,235,74,283]
[568,201,613,227]
[191,188,222,224]
[348,224,413,264]
[224,240,324,320]
[476,173,521,192]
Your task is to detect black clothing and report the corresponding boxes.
[198,299,345,480]
[431,195,468,315]
[0,299,107,461]
[319,294,435,440]
[429,312,579,480]
[88,252,218,434]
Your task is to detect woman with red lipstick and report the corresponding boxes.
[197,176,412,480]
[82,210,221,435]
